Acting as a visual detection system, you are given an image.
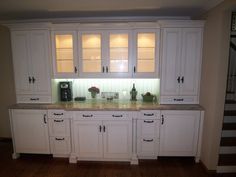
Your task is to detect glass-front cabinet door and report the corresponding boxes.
[52,31,78,78]
[78,31,104,77]
[107,31,132,77]
[133,29,160,78]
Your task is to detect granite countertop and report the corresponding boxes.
[9,100,204,111]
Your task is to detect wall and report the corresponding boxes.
[0,25,16,138]
[199,0,236,170]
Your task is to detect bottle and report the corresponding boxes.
[130,83,137,101]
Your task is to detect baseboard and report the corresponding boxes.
[199,160,217,175]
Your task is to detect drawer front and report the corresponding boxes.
[50,136,71,155]
[16,95,52,103]
[49,118,70,136]
[137,119,160,137]
[48,110,68,119]
[140,110,160,119]
[137,135,159,158]
[160,96,199,104]
[74,111,130,120]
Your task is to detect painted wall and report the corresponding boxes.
[0,25,16,138]
[199,0,236,170]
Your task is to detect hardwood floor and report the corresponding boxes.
[0,140,232,177]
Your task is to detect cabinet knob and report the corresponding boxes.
[102,66,105,73]
[74,66,78,73]
[112,115,123,118]
[133,66,136,73]
[161,115,164,125]
[43,114,47,124]
[143,139,153,142]
[28,77,32,83]
[143,113,154,116]
[144,120,154,123]
[82,114,93,118]
[181,76,184,83]
[32,77,35,83]
[177,76,180,83]
[106,66,108,73]
[54,119,64,122]
[103,125,106,132]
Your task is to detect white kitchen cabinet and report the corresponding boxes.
[160,27,203,104]
[11,30,51,103]
[133,29,160,78]
[51,31,78,78]
[159,110,200,157]
[78,30,132,78]
[10,109,50,156]
[48,110,71,156]
[137,110,160,159]
[72,111,132,161]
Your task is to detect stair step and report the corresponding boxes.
[218,154,236,166]
[225,100,236,104]
[226,91,235,94]
[221,137,236,146]
[223,123,236,130]
[225,111,236,116]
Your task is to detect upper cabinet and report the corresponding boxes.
[51,31,78,78]
[11,29,52,103]
[51,23,160,78]
[160,22,203,104]
[133,29,160,78]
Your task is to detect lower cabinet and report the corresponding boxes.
[73,112,132,161]
[159,110,200,156]
[10,109,50,155]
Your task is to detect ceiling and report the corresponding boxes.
[0,0,223,21]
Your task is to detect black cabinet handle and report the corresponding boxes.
[99,125,102,132]
[43,114,47,124]
[112,115,123,117]
[74,66,78,73]
[161,115,164,125]
[102,66,105,73]
[144,120,154,123]
[143,139,153,142]
[181,76,184,83]
[133,66,136,73]
[177,76,180,83]
[32,77,35,83]
[144,113,154,116]
[173,98,184,102]
[82,114,93,118]
[28,77,32,83]
[103,125,106,132]
[54,119,64,122]
[55,138,65,141]
[30,98,39,101]
[53,113,64,116]
[106,66,108,73]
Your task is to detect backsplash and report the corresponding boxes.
[53,79,160,101]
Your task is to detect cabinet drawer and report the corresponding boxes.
[74,111,130,120]
[48,110,68,119]
[160,96,199,104]
[50,136,71,155]
[16,95,52,103]
[48,118,70,136]
[140,110,160,119]
[137,119,160,136]
[137,135,159,159]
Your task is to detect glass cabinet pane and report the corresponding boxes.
[82,34,101,73]
[137,33,156,72]
[109,34,129,72]
[55,35,74,73]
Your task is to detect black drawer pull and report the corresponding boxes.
[82,114,93,117]
[173,98,184,101]
[53,113,64,116]
[30,98,39,101]
[112,115,123,117]
[143,139,153,142]
[55,138,65,141]
[144,120,154,123]
[54,119,64,122]
[143,113,154,116]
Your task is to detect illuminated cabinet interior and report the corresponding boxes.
[109,33,129,73]
[137,33,156,72]
[81,34,102,73]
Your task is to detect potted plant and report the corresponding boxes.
[88,86,100,98]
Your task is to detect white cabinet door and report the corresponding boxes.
[11,31,32,95]
[74,121,103,159]
[179,28,202,96]
[160,28,182,96]
[11,109,50,154]
[51,31,78,78]
[30,30,51,95]
[103,120,132,159]
[159,110,200,156]
[133,29,160,78]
